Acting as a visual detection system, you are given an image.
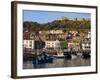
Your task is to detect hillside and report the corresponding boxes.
[23,18,90,31]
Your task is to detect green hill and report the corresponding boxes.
[23,18,90,31]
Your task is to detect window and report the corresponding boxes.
[29,44,32,47]
[30,41,32,44]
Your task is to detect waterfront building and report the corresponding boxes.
[68,42,80,51]
[81,31,91,50]
[68,43,74,51]
[23,40,34,49]
[45,40,60,49]
[81,38,91,50]
[87,31,91,38]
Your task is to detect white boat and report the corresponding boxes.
[71,54,77,59]
[53,52,65,58]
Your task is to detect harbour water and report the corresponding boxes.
[23,56,90,69]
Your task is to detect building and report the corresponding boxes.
[57,17,89,21]
[45,30,63,34]
[68,42,80,51]
[81,31,91,50]
[39,30,63,34]
[23,40,34,49]
[81,38,91,50]
[45,40,60,49]
[87,31,91,38]
[39,30,67,41]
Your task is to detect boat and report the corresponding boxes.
[54,48,65,58]
[64,53,72,59]
[82,53,90,59]
[32,53,53,64]
[71,54,77,59]
[53,52,65,58]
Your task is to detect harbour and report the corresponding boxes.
[23,50,91,69]
[23,16,91,69]
[23,54,90,69]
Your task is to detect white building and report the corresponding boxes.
[82,43,90,50]
[23,40,34,49]
[81,38,91,50]
[45,30,63,34]
[87,32,91,38]
[81,40,91,50]
[81,32,91,50]
[45,40,60,49]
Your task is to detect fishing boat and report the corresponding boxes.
[32,53,53,64]
[53,52,65,58]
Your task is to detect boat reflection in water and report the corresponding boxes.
[23,52,90,69]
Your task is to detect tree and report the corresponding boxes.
[60,41,68,49]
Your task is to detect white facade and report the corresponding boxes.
[23,40,34,49]
[87,32,91,38]
[45,30,63,34]
[82,32,91,50]
[82,43,90,50]
[45,40,60,49]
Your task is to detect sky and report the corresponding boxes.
[23,10,91,24]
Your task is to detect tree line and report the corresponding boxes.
[23,18,90,31]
